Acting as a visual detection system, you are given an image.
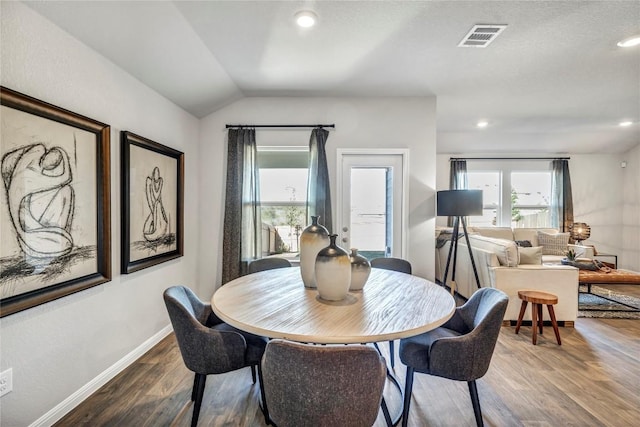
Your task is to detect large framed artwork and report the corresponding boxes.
[121,131,184,274]
[0,87,111,317]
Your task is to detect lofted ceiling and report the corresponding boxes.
[24,1,640,154]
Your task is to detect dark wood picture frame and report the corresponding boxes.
[0,86,111,318]
[121,131,184,274]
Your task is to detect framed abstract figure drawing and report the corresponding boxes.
[121,131,184,274]
[0,86,111,317]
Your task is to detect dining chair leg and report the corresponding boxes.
[191,373,198,402]
[467,380,484,427]
[257,363,271,425]
[402,367,415,427]
[251,365,257,384]
[192,373,207,427]
[389,340,395,368]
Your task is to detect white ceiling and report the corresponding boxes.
[25,1,640,154]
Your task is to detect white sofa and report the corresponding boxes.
[436,227,587,325]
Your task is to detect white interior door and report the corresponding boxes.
[336,149,408,260]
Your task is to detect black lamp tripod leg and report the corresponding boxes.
[442,217,460,294]
[460,217,481,289]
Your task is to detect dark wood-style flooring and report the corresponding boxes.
[55,284,640,427]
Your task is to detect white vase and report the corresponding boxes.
[299,216,330,288]
[315,234,351,301]
[349,248,371,291]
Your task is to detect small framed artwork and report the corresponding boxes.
[0,86,111,318]
[121,131,184,274]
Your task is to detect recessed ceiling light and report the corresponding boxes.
[617,35,640,47]
[619,121,633,127]
[295,10,317,28]
[477,121,489,128]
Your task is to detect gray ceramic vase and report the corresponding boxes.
[315,234,351,301]
[349,248,371,291]
[299,216,330,288]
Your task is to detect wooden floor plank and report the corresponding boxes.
[55,315,640,427]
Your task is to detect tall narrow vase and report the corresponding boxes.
[299,216,330,288]
[349,248,371,291]
[315,234,351,301]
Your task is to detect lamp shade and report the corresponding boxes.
[570,222,591,242]
[437,190,483,216]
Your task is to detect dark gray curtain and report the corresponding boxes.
[222,128,261,283]
[447,159,468,226]
[551,159,574,232]
[307,127,332,233]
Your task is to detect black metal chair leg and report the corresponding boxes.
[402,367,415,427]
[192,373,207,427]
[389,340,395,368]
[257,363,271,425]
[468,380,484,427]
[191,373,198,402]
[251,364,257,384]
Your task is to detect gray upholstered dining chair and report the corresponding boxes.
[163,286,269,427]
[370,256,413,368]
[248,257,292,274]
[370,257,412,275]
[261,339,387,427]
[399,287,508,427]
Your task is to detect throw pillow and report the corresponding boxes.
[515,240,532,247]
[537,231,570,256]
[518,246,543,265]
[468,235,519,267]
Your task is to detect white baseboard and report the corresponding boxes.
[30,325,173,427]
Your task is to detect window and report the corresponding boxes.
[467,171,500,227]
[511,172,551,228]
[258,148,308,254]
[467,161,551,228]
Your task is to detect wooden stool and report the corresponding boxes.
[515,290,561,345]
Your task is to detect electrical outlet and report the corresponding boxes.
[0,368,13,397]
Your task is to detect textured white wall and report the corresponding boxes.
[0,3,200,426]
[436,152,640,272]
[570,154,625,261]
[622,143,640,270]
[198,96,437,287]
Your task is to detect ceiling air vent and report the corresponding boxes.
[458,24,507,48]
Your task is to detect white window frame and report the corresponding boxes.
[467,160,552,228]
[257,147,309,254]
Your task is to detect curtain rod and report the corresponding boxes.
[225,124,335,129]
[450,157,570,161]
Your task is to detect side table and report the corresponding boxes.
[515,290,561,346]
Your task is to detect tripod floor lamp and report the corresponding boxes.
[437,190,483,295]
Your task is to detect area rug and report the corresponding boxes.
[578,285,640,319]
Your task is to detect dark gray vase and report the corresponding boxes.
[349,248,371,291]
[315,234,351,301]
[299,216,330,288]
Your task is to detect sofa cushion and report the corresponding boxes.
[513,228,558,246]
[537,231,570,255]
[542,255,565,264]
[468,235,519,267]
[472,227,514,241]
[518,246,543,265]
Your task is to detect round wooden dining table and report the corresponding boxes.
[211,266,455,345]
[212,266,455,426]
